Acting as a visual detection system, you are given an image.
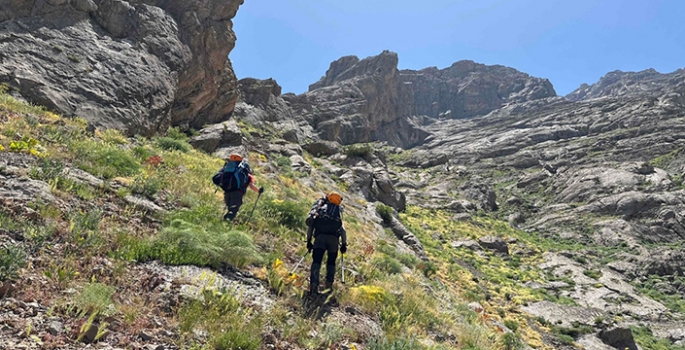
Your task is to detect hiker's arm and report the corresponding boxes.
[249,182,260,192]
[339,226,347,246]
[306,225,314,243]
[248,174,261,193]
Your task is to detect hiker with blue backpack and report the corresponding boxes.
[306,191,347,295]
[213,154,264,221]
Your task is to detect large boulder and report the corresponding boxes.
[189,119,242,153]
[0,0,243,135]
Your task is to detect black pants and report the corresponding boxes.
[223,190,244,221]
[310,233,339,293]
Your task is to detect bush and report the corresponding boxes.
[124,219,263,269]
[74,283,115,317]
[261,198,309,230]
[376,203,394,224]
[372,254,403,275]
[73,141,141,179]
[154,137,191,153]
[367,336,420,350]
[179,289,262,350]
[501,332,523,350]
[0,244,27,282]
[344,143,374,158]
[97,129,128,145]
[165,127,189,141]
[131,174,162,199]
[503,320,519,332]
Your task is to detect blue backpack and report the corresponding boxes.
[213,160,252,192]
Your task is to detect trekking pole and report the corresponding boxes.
[341,254,345,284]
[290,250,310,276]
[245,191,263,223]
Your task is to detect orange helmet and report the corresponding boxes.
[228,153,243,162]
[327,191,343,205]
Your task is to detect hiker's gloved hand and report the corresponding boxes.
[340,244,347,254]
[259,187,264,194]
[307,241,313,252]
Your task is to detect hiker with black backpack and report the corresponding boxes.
[306,191,347,295]
[212,154,264,221]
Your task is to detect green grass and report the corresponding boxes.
[154,136,191,153]
[118,217,263,269]
[71,140,142,179]
[0,244,27,282]
[632,326,685,350]
[73,283,116,318]
[179,289,262,350]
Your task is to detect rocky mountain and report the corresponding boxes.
[3,3,685,348]
[400,60,556,119]
[567,68,685,101]
[0,0,243,136]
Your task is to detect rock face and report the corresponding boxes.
[567,68,685,101]
[285,51,556,148]
[288,51,428,148]
[0,0,243,135]
[401,60,556,119]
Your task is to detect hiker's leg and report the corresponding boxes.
[310,247,325,294]
[224,191,243,221]
[324,236,339,288]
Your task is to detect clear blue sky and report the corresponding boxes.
[231,0,685,96]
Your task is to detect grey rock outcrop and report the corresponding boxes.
[0,0,243,135]
[189,119,242,153]
[291,51,428,147]
[567,68,685,101]
[401,60,556,119]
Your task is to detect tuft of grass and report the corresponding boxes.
[260,197,309,230]
[96,129,128,145]
[502,332,524,350]
[376,203,394,225]
[0,244,27,282]
[631,326,685,350]
[154,137,191,153]
[179,289,262,350]
[120,217,263,269]
[344,143,374,158]
[73,283,116,318]
[72,140,141,179]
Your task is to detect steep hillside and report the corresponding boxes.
[0,89,525,350]
[389,70,685,349]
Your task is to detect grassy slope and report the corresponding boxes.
[0,89,682,350]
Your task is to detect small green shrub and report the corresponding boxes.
[131,174,162,199]
[179,289,262,350]
[132,145,155,161]
[557,334,575,345]
[73,141,141,179]
[344,143,374,158]
[154,137,190,153]
[367,336,420,350]
[376,203,394,224]
[275,156,292,170]
[502,332,523,350]
[583,269,602,280]
[372,254,403,275]
[165,127,189,141]
[0,244,27,282]
[504,320,519,332]
[261,198,308,230]
[73,283,115,318]
[124,219,262,269]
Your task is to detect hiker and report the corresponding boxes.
[212,153,264,221]
[306,191,347,295]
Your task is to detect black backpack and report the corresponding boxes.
[307,198,343,234]
[212,160,252,192]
